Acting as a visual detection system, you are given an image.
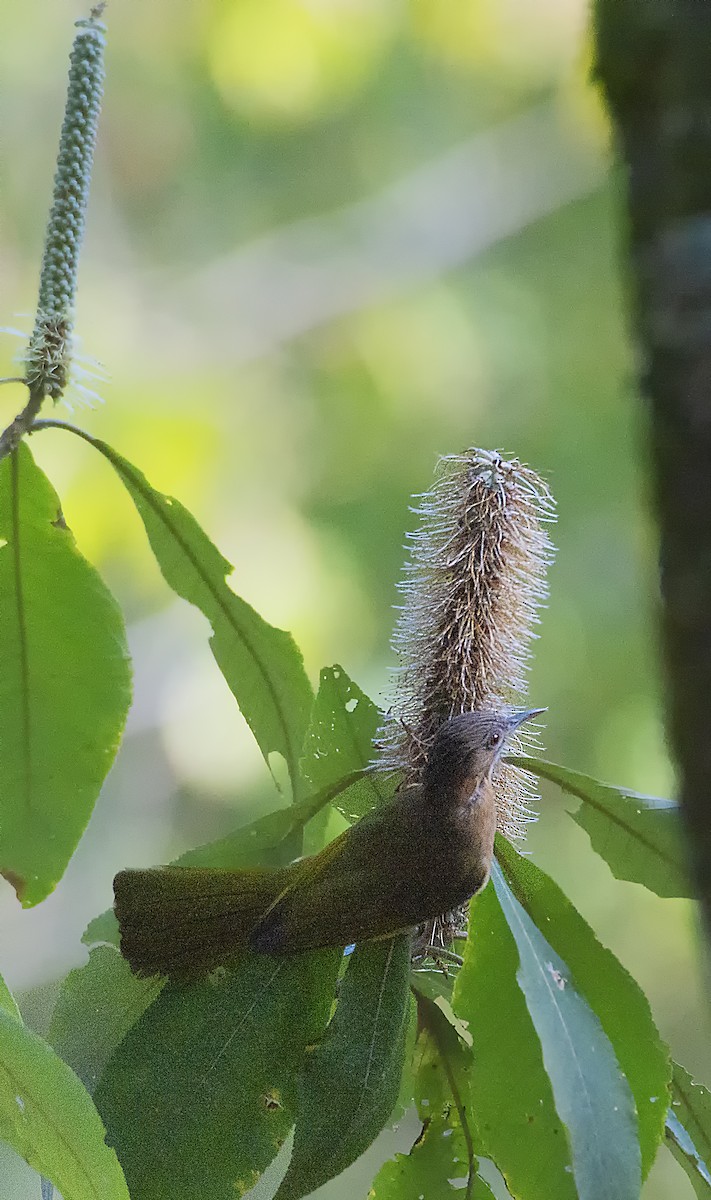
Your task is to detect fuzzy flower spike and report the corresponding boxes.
[0,6,106,461]
[23,6,106,403]
[380,448,555,843]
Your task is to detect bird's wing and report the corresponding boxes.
[259,798,393,918]
[255,822,354,925]
[250,804,421,953]
[252,858,417,953]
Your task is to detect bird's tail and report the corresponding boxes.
[113,865,293,981]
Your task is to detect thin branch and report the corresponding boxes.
[0,385,44,465]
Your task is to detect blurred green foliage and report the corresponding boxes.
[1,1,708,1197]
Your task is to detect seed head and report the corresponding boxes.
[380,448,555,839]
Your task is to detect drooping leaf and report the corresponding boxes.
[49,946,163,1093]
[372,993,494,1200]
[0,444,131,906]
[44,427,313,792]
[510,755,690,898]
[95,949,341,1200]
[665,1062,711,1197]
[0,1005,129,1200]
[274,935,414,1200]
[453,879,577,1200]
[497,835,669,1176]
[492,861,642,1200]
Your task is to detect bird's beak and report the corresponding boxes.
[508,707,547,730]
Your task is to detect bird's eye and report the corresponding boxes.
[486,732,501,749]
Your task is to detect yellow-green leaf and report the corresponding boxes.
[0,445,131,906]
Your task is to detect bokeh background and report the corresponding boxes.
[1,1,708,1197]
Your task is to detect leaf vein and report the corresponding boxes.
[10,450,32,812]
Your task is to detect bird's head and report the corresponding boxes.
[423,708,545,803]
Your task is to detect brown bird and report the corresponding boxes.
[114,708,543,980]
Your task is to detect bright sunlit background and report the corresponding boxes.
[1,1,708,1197]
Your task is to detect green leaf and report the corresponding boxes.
[274,935,414,1200]
[43,426,313,792]
[410,965,456,1009]
[300,665,385,799]
[492,861,642,1200]
[0,444,131,906]
[372,993,494,1200]
[50,946,163,1093]
[0,971,21,1022]
[496,835,669,1176]
[174,770,366,869]
[95,949,341,1200]
[666,1062,711,1197]
[510,755,691,898]
[667,1111,711,1198]
[299,664,393,851]
[453,879,577,1200]
[0,1005,129,1200]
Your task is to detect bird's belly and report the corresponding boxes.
[403,816,492,905]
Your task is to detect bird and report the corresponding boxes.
[113,707,543,980]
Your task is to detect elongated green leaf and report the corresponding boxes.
[274,935,414,1200]
[667,1111,711,1198]
[50,946,163,1093]
[510,755,690,898]
[371,994,494,1200]
[95,949,341,1200]
[453,880,577,1200]
[496,835,669,1176]
[38,425,313,791]
[492,861,641,1200]
[0,444,131,906]
[666,1062,711,1197]
[0,1006,129,1200]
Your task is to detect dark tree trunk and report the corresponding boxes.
[595,0,711,942]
